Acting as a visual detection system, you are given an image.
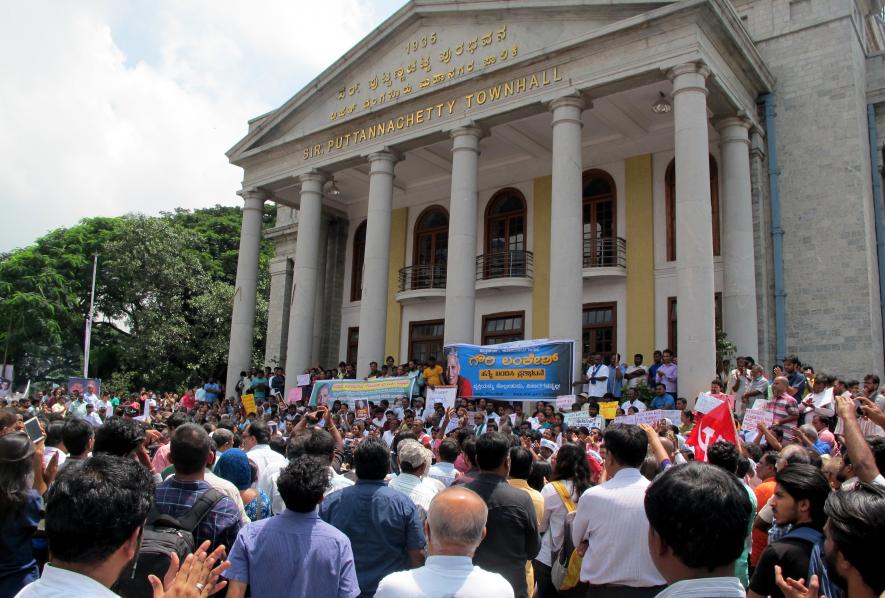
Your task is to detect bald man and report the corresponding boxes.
[375,486,514,598]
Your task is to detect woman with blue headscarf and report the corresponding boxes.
[215,448,271,521]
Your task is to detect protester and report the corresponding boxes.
[427,438,460,487]
[644,462,752,597]
[16,453,229,598]
[506,446,543,597]
[226,455,359,598]
[154,423,242,551]
[242,420,287,495]
[375,486,514,598]
[571,424,666,596]
[747,463,831,598]
[389,439,442,515]
[464,432,540,598]
[214,448,271,521]
[533,442,591,597]
[320,437,425,596]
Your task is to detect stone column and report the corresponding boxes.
[548,95,585,377]
[311,217,330,364]
[670,63,716,399]
[443,126,483,345]
[284,172,325,393]
[718,117,759,358]
[356,151,399,377]
[225,189,266,397]
[264,255,293,366]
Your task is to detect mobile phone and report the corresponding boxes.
[24,417,43,443]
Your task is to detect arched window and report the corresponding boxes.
[485,188,527,277]
[665,156,720,261]
[350,220,367,302]
[582,169,617,267]
[412,206,448,289]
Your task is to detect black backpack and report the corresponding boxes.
[114,488,224,598]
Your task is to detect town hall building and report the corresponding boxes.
[225,0,885,399]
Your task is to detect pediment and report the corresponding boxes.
[228,1,675,164]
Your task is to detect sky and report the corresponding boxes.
[0,0,406,252]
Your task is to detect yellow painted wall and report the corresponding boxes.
[625,155,655,358]
[385,208,407,360]
[532,176,551,339]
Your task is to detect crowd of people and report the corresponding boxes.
[0,351,884,598]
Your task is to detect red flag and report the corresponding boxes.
[686,401,738,461]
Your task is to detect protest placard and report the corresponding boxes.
[741,408,774,431]
[659,410,683,424]
[444,339,574,400]
[427,386,457,409]
[613,414,637,425]
[309,377,415,407]
[695,392,724,414]
[556,395,577,411]
[287,387,302,405]
[599,401,619,420]
[296,374,311,387]
[563,412,593,428]
[354,399,369,420]
[752,398,769,411]
[635,409,663,425]
[242,393,256,415]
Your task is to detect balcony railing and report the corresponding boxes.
[583,235,626,268]
[476,250,534,280]
[398,264,447,292]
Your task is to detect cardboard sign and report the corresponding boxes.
[613,414,637,425]
[242,393,257,415]
[695,392,724,414]
[427,386,457,410]
[287,387,302,405]
[563,412,594,429]
[742,408,774,431]
[556,395,577,411]
[752,398,769,411]
[296,374,311,387]
[599,401,619,420]
[354,399,369,421]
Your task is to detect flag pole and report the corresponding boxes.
[83,253,98,378]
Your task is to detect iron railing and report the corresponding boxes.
[582,235,626,268]
[397,264,447,292]
[475,250,534,280]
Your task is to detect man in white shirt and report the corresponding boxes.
[84,404,103,428]
[375,486,514,598]
[571,424,666,596]
[645,462,751,597]
[620,387,647,413]
[583,353,609,399]
[242,420,287,497]
[267,427,354,514]
[624,353,648,389]
[389,440,441,514]
[726,356,752,416]
[83,383,100,409]
[428,438,460,487]
[800,374,835,425]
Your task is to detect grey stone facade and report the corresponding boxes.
[734,0,885,377]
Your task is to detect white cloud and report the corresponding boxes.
[0,0,404,252]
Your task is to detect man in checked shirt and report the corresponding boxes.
[153,423,242,551]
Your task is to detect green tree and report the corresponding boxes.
[0,204,276,391]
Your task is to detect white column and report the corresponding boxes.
[284,172,325,392]
[264,255,293,366]
[311,217,330,363]
[444,126,483,345]
[356,151,399,377]
[548,95,585,377]
[225,189,266,397]
[718,117,759,358]
[670,63,716,398]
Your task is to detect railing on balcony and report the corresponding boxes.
[582,235,626,268]
[476,250,534,281]
[398,264,447,292]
